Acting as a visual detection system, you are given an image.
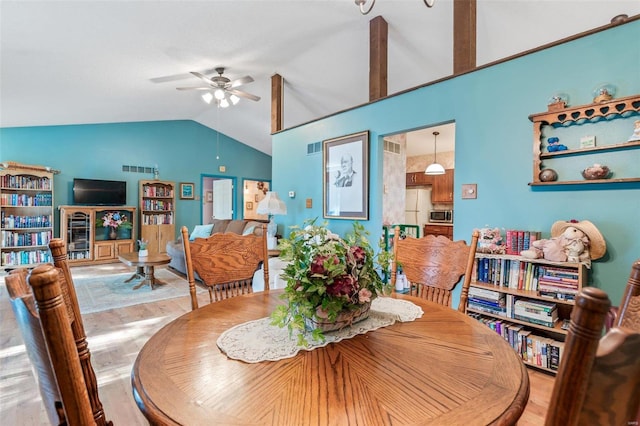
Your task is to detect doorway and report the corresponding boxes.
[201,174,236,223]
[382,122,455,229]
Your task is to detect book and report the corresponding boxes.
[469,287,503,301]
[513,314,557,328]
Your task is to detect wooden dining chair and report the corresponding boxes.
[181,224,269,310]
[5,268,64,425]
[544,260,640,426]
[6,239,112,425]
[390,227,479,312]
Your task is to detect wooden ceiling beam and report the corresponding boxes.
[271,73,283,134]
[369,15,388,101]
[453,0,477,74]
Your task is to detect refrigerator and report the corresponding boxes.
[405,188,432,228]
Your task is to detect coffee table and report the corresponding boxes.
[118,252,171,290]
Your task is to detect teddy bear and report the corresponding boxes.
[520,220,605,268]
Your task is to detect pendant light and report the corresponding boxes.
[425,131,445,175]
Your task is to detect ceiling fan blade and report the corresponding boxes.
[230,76,254,88]
[190,71,215,86]
[227,89,260,102]
[176,86,212,91]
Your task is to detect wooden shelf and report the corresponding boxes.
[467,307,568,335]
[0,166,54,270]
[529,93,640,185]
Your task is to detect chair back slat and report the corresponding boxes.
[49,238,111,425]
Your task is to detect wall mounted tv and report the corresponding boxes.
[73,178,127,206]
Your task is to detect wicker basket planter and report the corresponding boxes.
[304,302,371,333]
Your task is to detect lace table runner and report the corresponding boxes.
[216,297,423,363]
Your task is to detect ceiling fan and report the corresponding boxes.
[176,67,260,107]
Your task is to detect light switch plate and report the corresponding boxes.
[306,198,312,208]
[461,184,477,199]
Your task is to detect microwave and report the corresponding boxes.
[429,210,453,223]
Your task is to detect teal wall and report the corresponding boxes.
[272,20,640,306]
[0,120,272,238]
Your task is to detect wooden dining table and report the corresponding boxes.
[131,291,530,425]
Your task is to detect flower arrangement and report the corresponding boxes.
[96,211,133,230]
[271,219,393,345]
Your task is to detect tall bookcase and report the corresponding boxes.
[466,253,588,375]
[139,180,175,254]
[0,163,56,270]
[59,205,136,264]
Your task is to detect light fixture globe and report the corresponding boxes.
[425,162,445,175]
[424,130,445,175]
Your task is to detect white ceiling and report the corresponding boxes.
[1,1,638,156]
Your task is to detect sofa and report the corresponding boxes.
[166,219,265,277]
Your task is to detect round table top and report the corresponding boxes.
[132,291,530,425]
[118,252,170,267]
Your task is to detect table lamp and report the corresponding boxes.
[256,191,287,249]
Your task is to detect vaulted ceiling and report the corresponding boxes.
[1,1,638,155]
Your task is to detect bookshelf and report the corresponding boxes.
[0,163,56,270]
[139,180,175,254]
[467,253,588,375]
[59,205,136,264]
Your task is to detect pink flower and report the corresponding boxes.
[315,306,329,319]
[358,288,372,303]
[349,246,366,265]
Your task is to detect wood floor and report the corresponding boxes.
[0,264,554,425]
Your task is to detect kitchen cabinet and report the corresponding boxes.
[406,172,434,187]
[432,169,454,203]
[423,224,453,239]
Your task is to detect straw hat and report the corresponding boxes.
[551,220,606,260]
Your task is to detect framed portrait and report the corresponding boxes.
[246,201,253,210]
[206,191,213,202]
[323,131,369,220]
[180,182,195,200]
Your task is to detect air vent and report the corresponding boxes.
[307,141,322,155]
[384,140,400,154]
[122,165,154,173]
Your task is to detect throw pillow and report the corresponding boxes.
[189,224,214,241]
[242,225,256,236]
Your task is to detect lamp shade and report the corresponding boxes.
[256,191,287,216]
[425,163,445,175]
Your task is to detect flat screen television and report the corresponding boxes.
[73,178,127,206]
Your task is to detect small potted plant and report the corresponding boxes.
[138,239,149,257]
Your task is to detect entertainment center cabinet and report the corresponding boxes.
[59,205,137,265]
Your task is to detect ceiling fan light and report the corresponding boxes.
[214,88,225,100]
[219,98,230,108]
[230,94,240,105]
[425,162,445,175]
[201,92,213,104]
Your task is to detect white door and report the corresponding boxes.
[212,179,233,220]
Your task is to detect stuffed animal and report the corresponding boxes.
[475,226,506,254]
[520,220,606,269]
[547,137,568,152]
